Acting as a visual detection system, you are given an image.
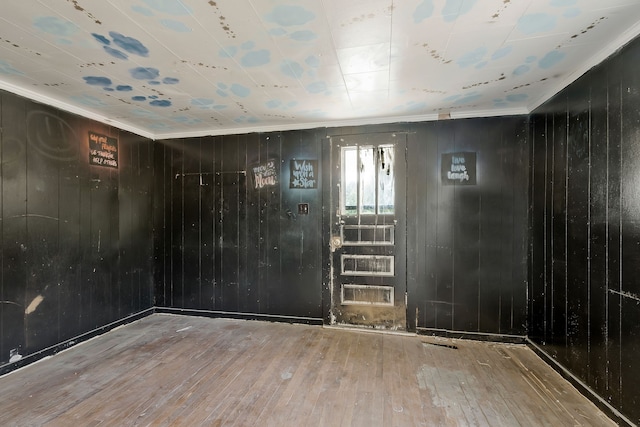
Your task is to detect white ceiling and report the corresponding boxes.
[1,0,639,139]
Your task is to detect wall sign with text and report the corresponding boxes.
[441,152,476,185]
[89,131,118,169]
[290,159,317,189]
[252,159,279,189]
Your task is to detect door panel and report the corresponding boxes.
[330,133,406,330]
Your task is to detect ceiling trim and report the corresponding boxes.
[0,80,156,140]
[527,19,640,113]
[151,107,528,140]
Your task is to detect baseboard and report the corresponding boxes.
[155,307,324,326]
[0,307,155,377]
[526,338,635,427]
[416,327,527,344]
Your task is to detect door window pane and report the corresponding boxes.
[343,148,358,215]
[359,147,376,214]
[378,146,395,214]
[341,144,395,215]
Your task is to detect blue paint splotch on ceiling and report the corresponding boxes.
[104,46,129,60]
[281,60,304,79]
[306,81,327,94]
[230,83,251,98]
[192,98,228,110]
[234,115,260,124]
[130,67,160,80]
[142,0,191,16]
[0,60,24,76]
[33,16,78,37]
[219,46,238,58]
[110,32,150,57]
[92,34,111,45]
[506,93,529,102]
[457,47,488,68]
[70,94,108,108]
[162,77,179,84]
[513,65,530,76]
[150,99,172,107]
[117,85,133,91]
[161,19,191,33]
[539,50,565,69]
[93,32,150,60]
[132,96,147,101]
[491,46,513,61]
[518,14,557,35]
[305,56,321,68]
[442,0,478,22]
[83,76,112,86]
[413,0,434,23]
[265,5,315,26]
[445,91,482,105]
[290,30,317,42]
[241,50,271,67]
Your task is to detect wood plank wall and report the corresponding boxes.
[0,92,154,368]
[402,119,529,334]
[529,36,640,423]
[153,130,326,319]
[155,119,529,336]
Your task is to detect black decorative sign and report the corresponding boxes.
[252,159,279,189]
[441,152,476,185]
[89,131,118,169]
[289,159,318,189]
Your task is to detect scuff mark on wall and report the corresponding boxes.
[25,295,44,315]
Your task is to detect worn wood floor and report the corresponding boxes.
[0,314,615,426]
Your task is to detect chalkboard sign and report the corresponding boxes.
[252,159,279,189]
[441,152,476,185]
[89,131,118,169]
[290,159,318,189]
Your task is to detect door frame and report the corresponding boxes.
[322,132,408,330]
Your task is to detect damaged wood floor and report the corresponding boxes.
[0,314,615,426]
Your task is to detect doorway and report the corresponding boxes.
[329,132,407,330]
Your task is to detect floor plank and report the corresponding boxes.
[0,314,617,427]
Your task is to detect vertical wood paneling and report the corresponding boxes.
[0,90,154,368]
[529,35,640,424]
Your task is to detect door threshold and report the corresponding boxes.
[323,324,416,337]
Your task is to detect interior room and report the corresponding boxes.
[0,0,639,425]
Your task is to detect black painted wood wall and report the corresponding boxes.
[529,36,640,423]
[155,119,529,336]
[153,130,325,319]
[404,118,529,335]
[0,91,154,369]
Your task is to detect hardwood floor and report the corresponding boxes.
[0,314,616,426]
